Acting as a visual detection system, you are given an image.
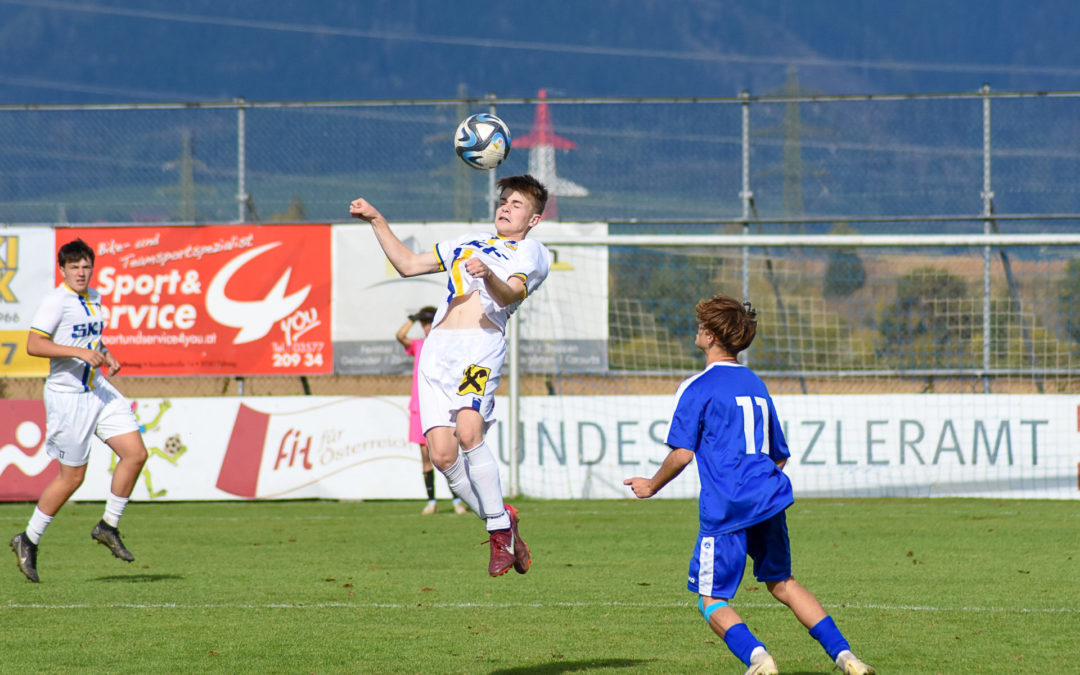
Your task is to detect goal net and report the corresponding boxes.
[502,229,1080,500]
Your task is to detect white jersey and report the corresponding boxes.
[431,232,551,332]
[29,283,110,393]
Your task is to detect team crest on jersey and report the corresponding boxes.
[457,364,491,395]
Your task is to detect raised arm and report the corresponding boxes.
[395,319,414,348]
[349,197,441,277]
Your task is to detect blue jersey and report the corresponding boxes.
[665,361,793,536]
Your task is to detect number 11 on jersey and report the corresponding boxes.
[735,396,770,455]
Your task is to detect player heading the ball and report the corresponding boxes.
[350,174,549,577]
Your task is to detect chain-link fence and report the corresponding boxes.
[3,89,1079,225]
[2,89,1078,396]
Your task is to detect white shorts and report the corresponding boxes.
[44,379,139,467]
[417,328,505,435]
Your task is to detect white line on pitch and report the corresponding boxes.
[5,600,1076,613]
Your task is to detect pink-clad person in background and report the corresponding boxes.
[395,305,466,516]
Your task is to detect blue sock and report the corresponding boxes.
[809,615,850,661]
[723,622,766,666]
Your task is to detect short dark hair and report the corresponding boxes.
[408,306,437,325]
[696,294,757,357]
[497,174,548,215]
[58,238,94,267]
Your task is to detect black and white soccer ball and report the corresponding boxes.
[454,113,511,170]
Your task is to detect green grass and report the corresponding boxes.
[2,498,1078,674]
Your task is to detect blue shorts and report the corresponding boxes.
[687,510,792,599]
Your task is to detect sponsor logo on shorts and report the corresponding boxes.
[457,364,490,395]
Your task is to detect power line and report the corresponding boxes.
[0,74,202,101]
[5,0,1080,78]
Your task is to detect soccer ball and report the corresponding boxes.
[454,113,511,170]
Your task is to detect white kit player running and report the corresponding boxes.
[351,174,551,577]
[10,238,149,583]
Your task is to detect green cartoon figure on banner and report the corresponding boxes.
[108,400,187,499]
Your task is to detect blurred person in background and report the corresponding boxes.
[396,305,466,516]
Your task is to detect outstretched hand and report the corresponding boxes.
[623,477,656,499]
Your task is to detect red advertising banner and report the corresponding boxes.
[59,225,332,376]
[0,399,57,501]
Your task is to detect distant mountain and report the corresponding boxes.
[3,0,1079,227]
[2,0,1079,105]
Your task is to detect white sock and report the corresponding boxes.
[462,441,509,531]
[103,492,130,528]
[440,454,481,515]
[26,507,53,545]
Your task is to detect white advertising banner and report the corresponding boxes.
[778,394,1077,499]
[66,396,456,502]
[2,394,1076,502]
[509,394,1080,500]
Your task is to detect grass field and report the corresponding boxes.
[2,497,1078,674]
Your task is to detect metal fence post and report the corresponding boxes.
[981,84,994,393]
[489,94,520,497]
[740,90,753,365]
[507,310,521,498]
[236,98,248,224]
[236,97,249,400]
[487,95,500,210]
